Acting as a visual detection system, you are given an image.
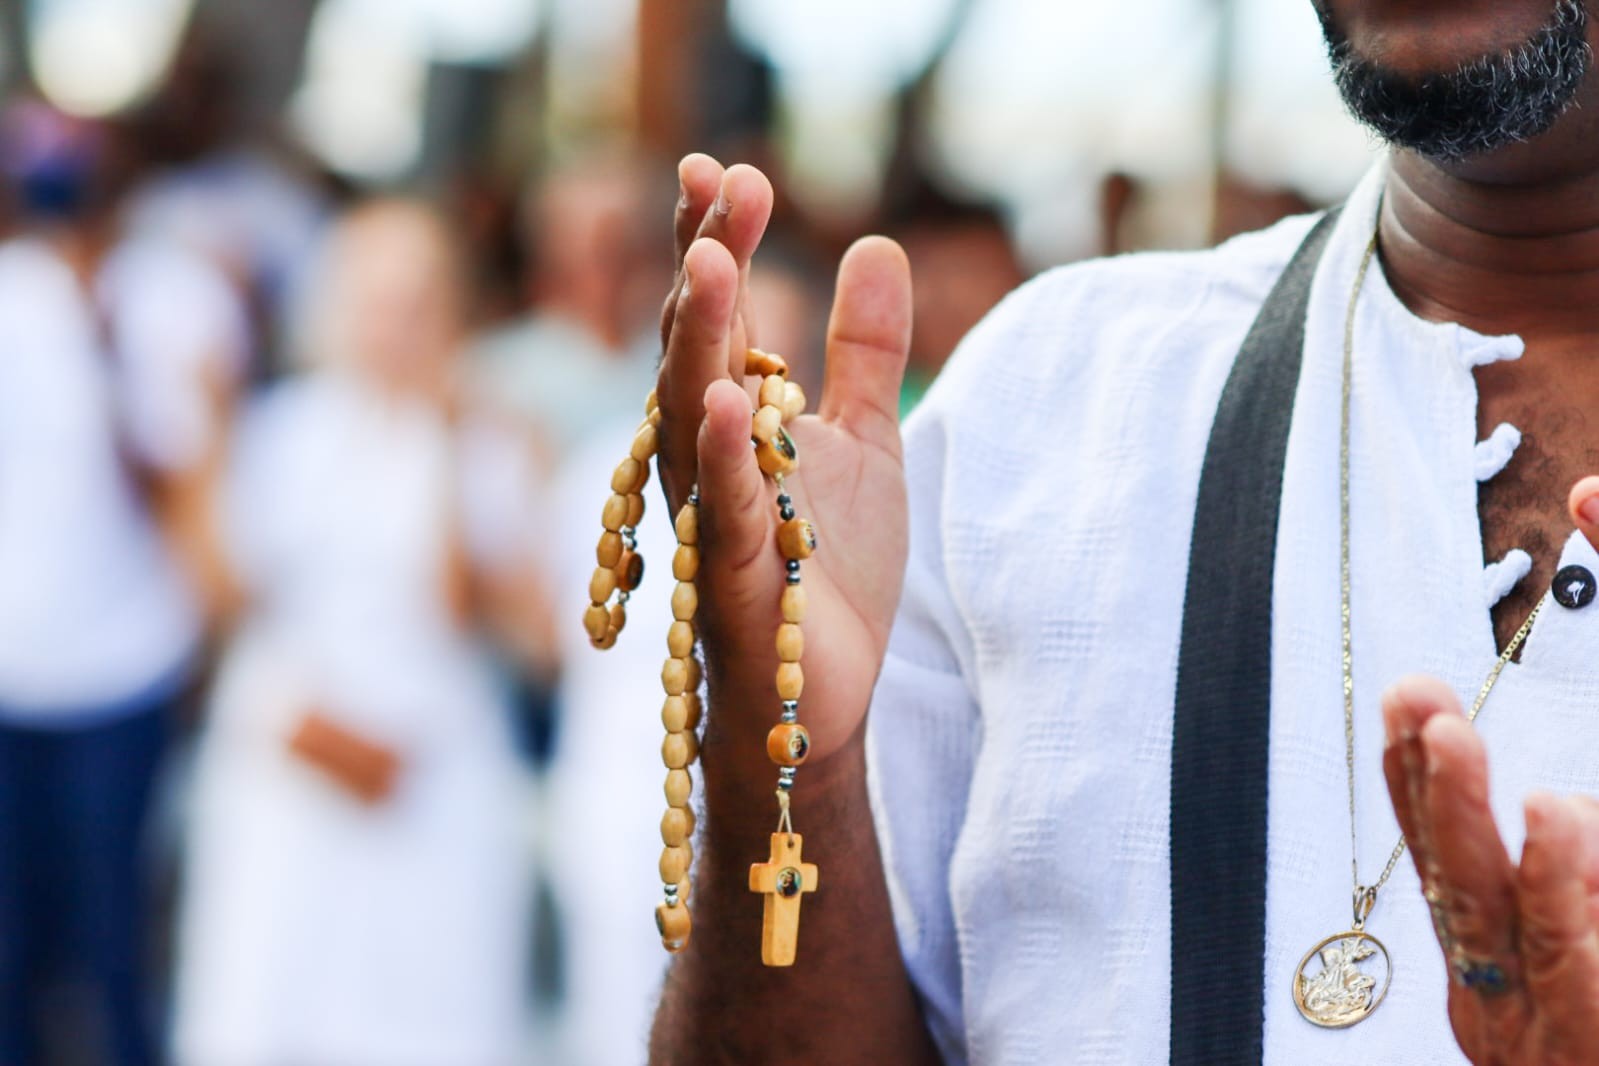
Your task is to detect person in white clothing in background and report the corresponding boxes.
[0,101,248,1066]
[171,199,556,1066]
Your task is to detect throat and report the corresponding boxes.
[1381,154,1599,340]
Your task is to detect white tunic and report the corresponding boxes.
[173,375,534,1066]
[868,160,1594,1065]
[0,237,245,717]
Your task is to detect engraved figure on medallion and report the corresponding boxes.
[1294,933,1391,1028]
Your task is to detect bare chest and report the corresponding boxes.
[1476,358,1599,650]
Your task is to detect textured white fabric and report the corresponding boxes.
[0,237,245,716]
[868,160,1590,1065]
[1473,422,1522,483]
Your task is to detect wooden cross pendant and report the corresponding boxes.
[748,832,819,967]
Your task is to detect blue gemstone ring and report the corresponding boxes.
[1450,954,1514,996]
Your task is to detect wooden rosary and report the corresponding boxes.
[583,348,819,968]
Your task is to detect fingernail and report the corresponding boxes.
[1525,791,1557,832]
[713,192,732,218]
[1580,494,1599,526]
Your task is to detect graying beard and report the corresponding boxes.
[1321,0,1592,161]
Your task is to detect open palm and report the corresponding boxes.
[653,156,912,768]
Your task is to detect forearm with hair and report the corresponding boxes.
[649,713,943,1066]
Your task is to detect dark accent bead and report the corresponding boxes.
[786,559,801,573]
[786,572,801,586]
[779,506,796,521]
[776,493,792,507]
[1553,564,1596,610]
[776,777,794,791]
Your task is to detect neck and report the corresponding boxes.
[1377,62,1599,342]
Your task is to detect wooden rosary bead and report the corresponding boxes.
[589,566,618,604]
[672,545,700,582]
[612,458,645,495]
[752,404,782,444]
[782,382,806,422]
[591,380,826,964]
[759,374,786,410]
[661,807,693,847]
[675,506,698,545]
[662,694,690,732]
[662,731,692,769]
[755,426,799,479]
[776,623,804,663]
[671,581,697,621]
[767,722,811,767]
[597,531,623,569]
[746,348,788,378]
[602,493,629,532]
[646,388,659,416]
[667,620,695,659]
[665,768,692,807]
[778,518,817,561]
[781,584,807,624]
[656,902,691,953]
[662,658,691,695]
[659,845,691,884]
[617,550,645,593]
[776,662,804,700]
[630,423,658,462]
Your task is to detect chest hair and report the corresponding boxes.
[1477,363,1599,651]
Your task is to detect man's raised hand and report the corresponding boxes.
[652,155,914,775]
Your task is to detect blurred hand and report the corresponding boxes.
[1373,481,1599,1063]
[1382,677,1599,1065]
[654,155,913,772]
[287,710,404,806]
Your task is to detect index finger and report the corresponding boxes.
[675,154,724,270]
[660,163,775,357]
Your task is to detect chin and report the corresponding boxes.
[1316,0,1574,78]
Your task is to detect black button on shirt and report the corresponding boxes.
[1553,565,1596,610]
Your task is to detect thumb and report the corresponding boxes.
[818,236,913,457]
[1567,476,1599,555]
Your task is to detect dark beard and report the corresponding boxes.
[1317,0,1592,161]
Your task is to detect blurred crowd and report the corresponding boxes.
[0,1,1374,1063]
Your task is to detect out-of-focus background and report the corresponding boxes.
[0,1,1379,1063]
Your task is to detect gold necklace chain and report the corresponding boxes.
[1338,236,1545,921]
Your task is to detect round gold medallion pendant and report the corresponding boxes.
[1292,930,1392,1028]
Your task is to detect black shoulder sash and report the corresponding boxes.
[1169,209,1343,1064]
